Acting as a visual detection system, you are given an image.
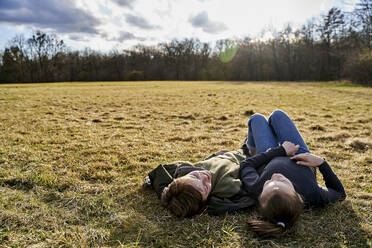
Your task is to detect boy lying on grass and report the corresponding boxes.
[145,144,255,216]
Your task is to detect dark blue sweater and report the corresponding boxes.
[239,146,346,207]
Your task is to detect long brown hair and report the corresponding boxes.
[161,178,205,218]
[248,191,303,237]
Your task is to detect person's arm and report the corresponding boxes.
[203,150,230,160]
[291,153,346,205]
[317,160,346,203]
[240,146,286,195]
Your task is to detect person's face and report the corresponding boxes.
[260,173,297,205]
[182,170,212,201]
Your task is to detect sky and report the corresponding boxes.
[0,0,359,52]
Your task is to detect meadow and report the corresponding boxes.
[0,81,371,247]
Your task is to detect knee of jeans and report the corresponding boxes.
[269,109,287,122]
[248,113,266,124]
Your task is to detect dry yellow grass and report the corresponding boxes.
[0,81,371,247]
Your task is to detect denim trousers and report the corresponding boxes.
[246,110,310,155]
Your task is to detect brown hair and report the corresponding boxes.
[161,178,205,218]
[247,191,303,237]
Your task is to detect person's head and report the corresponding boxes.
[161,170,212,218]
[248,173,303,237]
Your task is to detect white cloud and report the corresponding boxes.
[0,0,360,51]
[189,11,228,34]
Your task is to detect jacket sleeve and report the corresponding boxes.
[315,160,346,205]
[239,146,286,194]
[206,194,256,215]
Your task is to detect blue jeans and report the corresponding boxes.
[246,110,309,155]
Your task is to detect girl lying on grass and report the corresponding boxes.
[146,110,346,236]
[241,110,345,236]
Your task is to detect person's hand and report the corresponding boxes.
[282,141,299,156]
[290,153,324,167]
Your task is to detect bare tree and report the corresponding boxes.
[354,0,372,49]
[317,7,345,79]
[27,31,65,82]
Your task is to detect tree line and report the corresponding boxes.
[0,1,371,84]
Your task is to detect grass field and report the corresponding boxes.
[0,81,371,247]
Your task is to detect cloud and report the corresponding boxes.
[111,0,135,9]
[125,13,160,30]
[116,31,146,41]
[0,0,101,34]
[118,31,136,40]
[68,34,90,42]
[98,31,145,42]
[0,0,22,9]
[189,11,227,34]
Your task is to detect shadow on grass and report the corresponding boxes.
[324,201,370,248]
[110,188,370,248]
[247,200,370,248]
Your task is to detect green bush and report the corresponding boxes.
[125,70,144,81]
[77,70,88,81]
